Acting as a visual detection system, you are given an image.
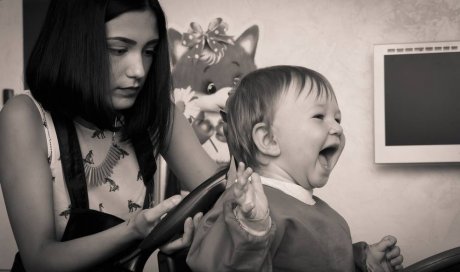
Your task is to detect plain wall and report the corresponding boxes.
[0,0,23,269]
[1,0,460,270]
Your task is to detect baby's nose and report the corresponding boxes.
[329,122,343,136]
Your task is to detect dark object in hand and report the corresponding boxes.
[119,165,228,267]
[141,165,227,250]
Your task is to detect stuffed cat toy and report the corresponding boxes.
[169,18,259,166]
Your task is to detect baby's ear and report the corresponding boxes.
[252,122,280,157]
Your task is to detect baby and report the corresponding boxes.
[187,65,403,272]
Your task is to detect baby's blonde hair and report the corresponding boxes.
[226,65,335,169]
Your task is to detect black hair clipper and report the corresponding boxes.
[119,165,229,270]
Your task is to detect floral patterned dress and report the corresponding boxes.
[25,91,152,240]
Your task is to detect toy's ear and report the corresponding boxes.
[252,122,280,158]
[168,28,188,66]
[235,25,259,60]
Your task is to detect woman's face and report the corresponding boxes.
[106,10,159,110]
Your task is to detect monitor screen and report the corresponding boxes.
[374,42,460,163]
[384,52,460,146]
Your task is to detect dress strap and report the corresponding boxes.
[132,132,156,209]
[51,112,90,209]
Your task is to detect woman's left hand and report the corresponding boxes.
[159,212,203,254]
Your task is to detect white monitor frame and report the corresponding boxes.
[374,41,460,164]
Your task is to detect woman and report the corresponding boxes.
[0,0,219,271]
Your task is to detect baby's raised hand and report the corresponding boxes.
[367,235,404,271]
[233,162,269,222]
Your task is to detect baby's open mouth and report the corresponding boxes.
[318,145,339,169]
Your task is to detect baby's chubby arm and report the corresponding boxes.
[186,162,274,272]
[233,162,271,235]
[366,235,404,271]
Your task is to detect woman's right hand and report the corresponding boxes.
[128,195,203,254]
[128,195,183,239]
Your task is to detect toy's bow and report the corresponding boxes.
[182,18,234,64]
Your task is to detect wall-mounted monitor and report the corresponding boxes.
[374,41,460,164]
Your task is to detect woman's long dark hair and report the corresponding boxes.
[26,0,173,156]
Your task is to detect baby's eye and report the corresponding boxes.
[335,118,341,124]
[207,82,217,94]
[313,114,324,120]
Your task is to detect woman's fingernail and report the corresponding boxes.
[172,195,182,204]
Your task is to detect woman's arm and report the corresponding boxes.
[162,106,219,191]
[0,96,180,272]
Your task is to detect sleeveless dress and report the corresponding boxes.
[23,91,151,240]
[12,92,160,272]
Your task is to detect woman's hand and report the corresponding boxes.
[128,195,183,239]
[159,212,203,254]
[128,194,203,254]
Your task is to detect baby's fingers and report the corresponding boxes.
[236,161,245,177]
[386,246,401,260]
[233,162,253,197]
[250,172,263,192]
[240,201,256,215]
[389,255,403,269]
[374,235,397,253]
[234,182,255,215]
[236,162,253,183]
